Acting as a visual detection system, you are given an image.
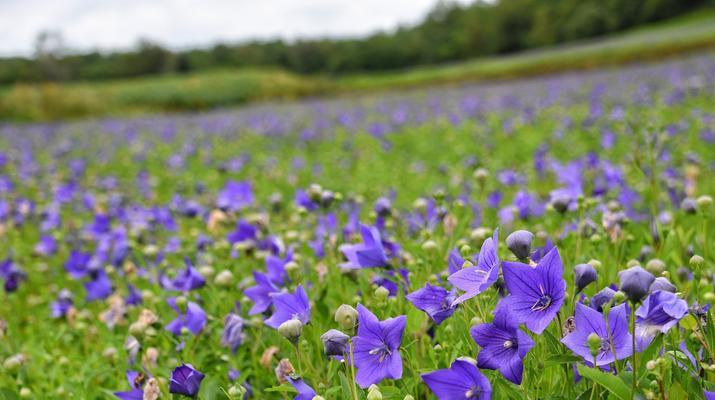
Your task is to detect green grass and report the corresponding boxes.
[2,8,715,121]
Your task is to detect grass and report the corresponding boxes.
[2,8,715,121]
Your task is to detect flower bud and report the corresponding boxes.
[587,333,601,357]
[650,277,676,293]
[697,195,713,211]
[681,198,697,214]
[19,388,31,398]
[129,321,147,337]
[3,353,25,372]
[367,385,382,400]
[214,270,234,287]
[421,240,438,252]
[278,319,303,343]
[645,259,666,275]
[618,266,655,303]
[689,255,704,269]
[334,304,358,331]
[228,384,247,398]
[374,286,390,302]
[313,396,326,400]
[320,329,349,357]
[587,259,601,270]
[459,245,472,257]
[506,230,534,260]
[472,167,489,184]
[646,360,658,370]
[613,290,627,304]
[404,396,415,400]
[574,263,597,292]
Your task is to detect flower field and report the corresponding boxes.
[0,52,714,399]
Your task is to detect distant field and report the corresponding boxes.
[2,8,715,121]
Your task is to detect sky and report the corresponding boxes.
[0,0,473,57]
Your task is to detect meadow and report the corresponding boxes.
[0,51,714,400]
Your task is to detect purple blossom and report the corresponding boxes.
[406,283,457,324]
[244,271,280,315]
[216,180,254,211]
[165,298,207,336]
[500,246,566,334]
[51,289,73,318]
[84,269,113,301]
[471,307,534,384]
[264,285,311,329]
[113,370,145,400]
[287,377,316,400]
[352,304,406,388]
[448,229,499,305]
[169,364,204,398]
[339,224,389,270]
[221,307,245,353]
[635,290,688,351]
[561,303,633,365]
[160,258,206,292]
[422,359,492,400]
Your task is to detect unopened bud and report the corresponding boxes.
[214,270,235,287]
[278,319,303,343]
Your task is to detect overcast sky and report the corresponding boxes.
[0,0,473,57]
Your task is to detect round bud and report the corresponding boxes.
[421,240,438,252]
[645,259,666,275]
[646,360,657,370]
[214,270,234,287]
[587,333,601,357]
[689,255,705,269]
[334,304,358,331]
[613,291,627,304]
[506,230,534,260]
[697,195,713,210]
[374,286,390,302]
[278,319,303,343]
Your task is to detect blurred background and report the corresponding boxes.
[1,0,714,121]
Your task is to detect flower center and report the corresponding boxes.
[465,386,482,399]
[503,340,513,348]
[368,343,392,362]
[531,284,552,311]
[599,338,611,353]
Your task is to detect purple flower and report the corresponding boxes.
[161,258,206,292]
[422,359,492,400]
[221,309,245,353]
[264,285,310,329]
[590,286,616,312]
[471,307,534,384]
[574,263,597,292]
[406,283,457,324]
[448,229,499,305]
[561,303,633,365]
[113,370,144,400]
[634,290,688,351]
[0,259,25,293]
[618,266,655,303]
[165,298,207,336]
[321,329,350,357]
[500,246,566,334]
[352,304,406,388]
[51,289,73,318]
[287,377,316,400]
[244,271,280,315]
[169,364,204,398]
[216,180,254,211]
[649,277,676,293]
[65,250,92,279]
[505,230,534,260]
[85,269,113,301]
[339,224,389,269]
[34,235,58,256]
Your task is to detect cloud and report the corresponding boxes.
[0,0,471,56]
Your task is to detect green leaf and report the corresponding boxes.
[338,371,353,400]
[577,365,632,400]
[544,354,583,367]
[637,334,663,377]
[265,383,296,393]
[668,382,687,400]
[679,314,698,331]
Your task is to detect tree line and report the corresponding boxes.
[0,0,709,84]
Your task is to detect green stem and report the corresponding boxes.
[630,302,637,400]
